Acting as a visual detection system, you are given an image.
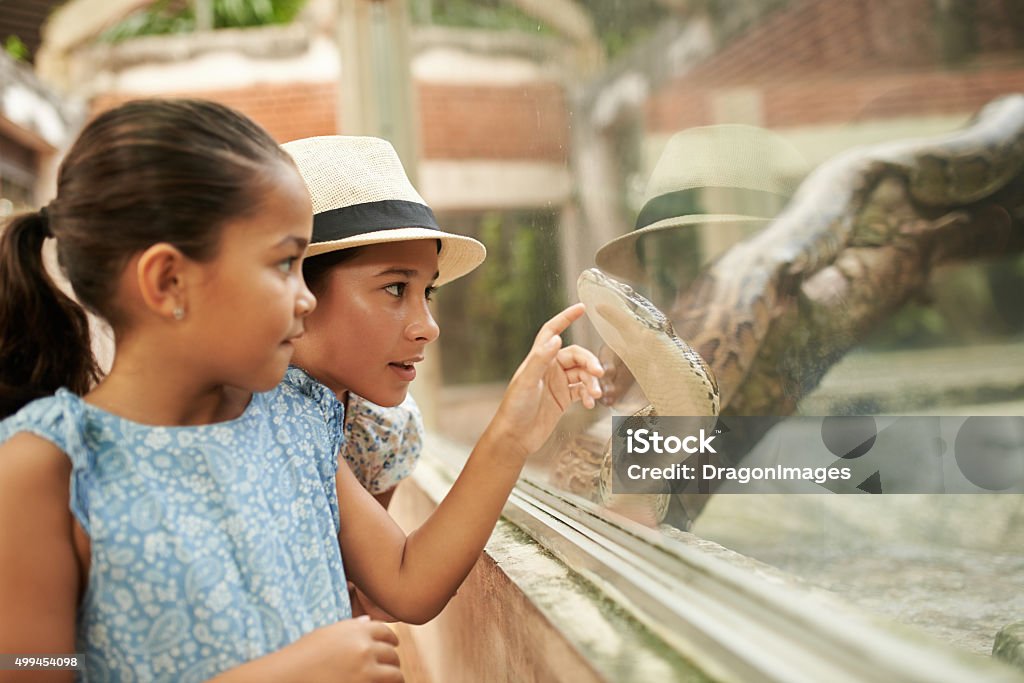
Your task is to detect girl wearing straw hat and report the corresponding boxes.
[279,134,604,620]
[280,135,489,513]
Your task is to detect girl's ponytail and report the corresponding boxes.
[0,209,98,418]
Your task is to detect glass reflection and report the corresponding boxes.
[425,0,1024,659]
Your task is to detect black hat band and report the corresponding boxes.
[635,187,789,230]
[313,199,440,244]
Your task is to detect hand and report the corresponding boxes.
[282,617,403,683]
[490,304,604,459]
[597,344,636,406]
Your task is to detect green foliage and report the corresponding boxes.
[101,1,192,42]
[4,35,29,62]
[411,0,554,35]
[436,210,565,384]
[216,0,307,26]
[862,302,950,351]
[411,0,671,58]
[101,0,308,42]
[986,254,1024,333]
[863,256,1024,351]
[581,0,670,59]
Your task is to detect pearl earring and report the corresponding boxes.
[173,306,185,321]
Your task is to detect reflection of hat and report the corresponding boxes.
[594,124,806,282]
[282,135,486,287]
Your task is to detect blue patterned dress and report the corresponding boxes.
[0,368,351,682]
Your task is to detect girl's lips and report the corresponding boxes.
[389,362,416,382]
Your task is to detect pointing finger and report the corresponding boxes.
[533,303,586,349]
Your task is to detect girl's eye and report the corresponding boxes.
[425,286,437,302]
[385,283,406,297]
[277,256,298,274]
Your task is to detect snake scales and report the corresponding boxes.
[575,268,719,525]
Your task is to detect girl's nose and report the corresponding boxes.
[407,301,440,343]
[296,280,317,317]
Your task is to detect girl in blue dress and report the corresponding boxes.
[0,99,602,682]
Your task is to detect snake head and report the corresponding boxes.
[577,268,671,342]
[578,267,719,417]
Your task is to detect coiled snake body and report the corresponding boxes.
[577,268,720,524]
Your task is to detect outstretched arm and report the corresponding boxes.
[337,304,602,624]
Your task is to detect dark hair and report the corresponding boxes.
[301,239,443,296]
[0,98,295,417]
[302,247,363,296]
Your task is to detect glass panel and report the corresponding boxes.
[22,0,1020,668]
[422,0,1024,663]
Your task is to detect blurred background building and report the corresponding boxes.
[4,0,1023,390]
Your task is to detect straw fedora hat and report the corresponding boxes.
[594,124,807,283]
[281,135,486,287]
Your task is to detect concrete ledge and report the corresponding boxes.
[389,450,705,682]
[420,160,571,210]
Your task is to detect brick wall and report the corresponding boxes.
[92,81,338,144]
[692,0,936,85]
[765,67,1024,126]
[91,80,569,162]
[417,82,568,162]
[647,0,1024,131]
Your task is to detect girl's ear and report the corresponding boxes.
[136,243,189,320]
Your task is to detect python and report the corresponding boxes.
[625,428,717,454]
